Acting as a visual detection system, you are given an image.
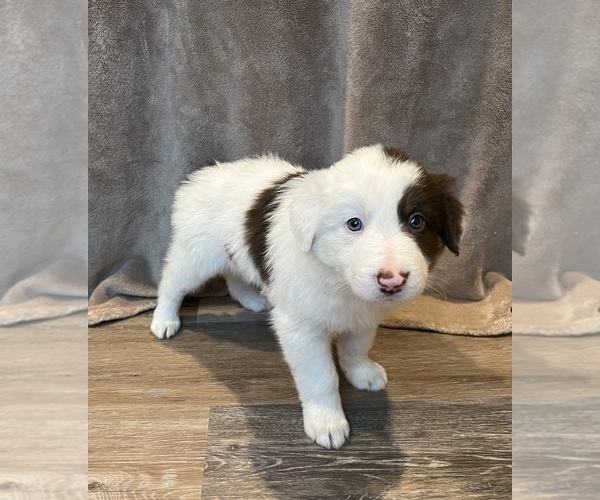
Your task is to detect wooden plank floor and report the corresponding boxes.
[88,298,511,499]
[203,402,510,499]
[0,313,88,499]
[513,334,600,500]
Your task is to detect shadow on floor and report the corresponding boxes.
[201,401,403,498]
[167,320,405,497]
[162,315,511,498]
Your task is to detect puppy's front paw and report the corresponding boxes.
[343,359,388,391]
[150,316,181,339]
[303,405,350,449]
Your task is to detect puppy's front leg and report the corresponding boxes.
[273,312,349,449]
[337,327,388,391]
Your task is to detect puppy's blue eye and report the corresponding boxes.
[409,213,425,232]
[346,217,363,232]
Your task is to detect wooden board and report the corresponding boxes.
[89,304,512,499]
[202,401,511,499]
[0,313,88,499]
[513,334,600,499]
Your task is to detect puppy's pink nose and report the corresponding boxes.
[377,270,409,293]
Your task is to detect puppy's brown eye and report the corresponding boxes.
[409,213,425,232]
[346,217,363,232]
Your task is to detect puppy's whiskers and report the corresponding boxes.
[425,275,448,300]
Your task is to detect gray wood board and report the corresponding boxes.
[202,401,511,499]
[514,402,600,499]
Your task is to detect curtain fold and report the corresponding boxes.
[0,0,87,326]
[512,0,600,336]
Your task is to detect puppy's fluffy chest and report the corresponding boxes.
[264,277,385,334]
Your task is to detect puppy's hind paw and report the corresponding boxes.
[303,406,350,449]
[238,294,271,313]
[343,360,388,392]
[150,317,181,339]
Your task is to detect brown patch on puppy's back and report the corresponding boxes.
[245,171,305,283]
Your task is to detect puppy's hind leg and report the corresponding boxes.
[151,241,223,340]
[224,274,270,312]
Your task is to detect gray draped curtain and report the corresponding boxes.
[0,0,87,325]
[512,0,600,335]
[89,0,511,334]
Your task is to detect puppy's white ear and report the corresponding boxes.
[289,195,321,252]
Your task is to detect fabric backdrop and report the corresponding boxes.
[0,1,87,325]
[89,0,511,334]
[512,0,600,335]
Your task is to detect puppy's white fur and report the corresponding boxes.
[152,144,458,449]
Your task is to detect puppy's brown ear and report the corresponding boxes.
[441,196,463,256]
[428,173,464,256]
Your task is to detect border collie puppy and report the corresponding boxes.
[151,144,463,449]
